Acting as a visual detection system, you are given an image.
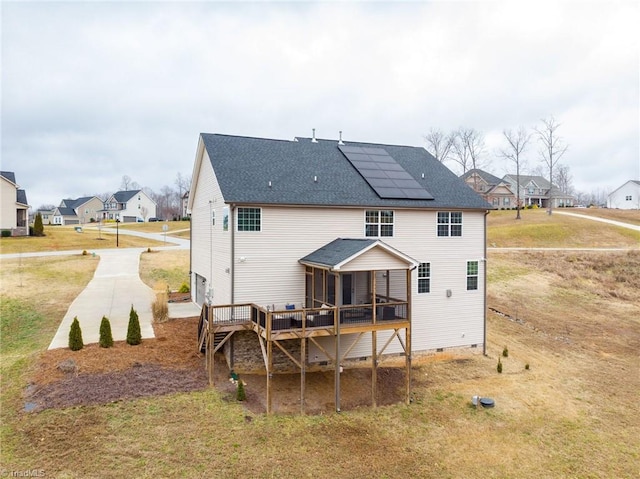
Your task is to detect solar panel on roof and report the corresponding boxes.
[338,145,434,200]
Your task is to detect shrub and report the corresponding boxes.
[99,316,114,348]
[525,363,530,370]
[152,291,169,323]
[33,213,45,237]
[178,282,190,293]
[1,230,11,238]
[82,250,88,256]
[126,305,142,345]
[497,357,503,374]
[147,247,152,253]
[236,378,246,401]
[69,317,84,351]
[502,346,509,357]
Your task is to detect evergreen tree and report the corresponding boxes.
[69,317,84,351]
[33,212,45,237]
[126,305,142,345]
[99,316,114,348]
[236,379,246,402]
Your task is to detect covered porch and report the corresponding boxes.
[200,238,418,414]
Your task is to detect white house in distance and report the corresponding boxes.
[607,180,640,209]
[100,190,157,222]
[51,196,103,225]
[0,171,29,236]
[189,132,491,405]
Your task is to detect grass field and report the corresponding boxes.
[0,225,170,254]
[1,211,639,478]
[487,209,640,247]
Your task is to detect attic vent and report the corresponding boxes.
[312,128,318,143]
[338,130,344,145]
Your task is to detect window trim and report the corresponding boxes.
[466,260,479,291]
[364,210,394,238]
[237,207,261,232]
[437,211,463,237]
[417,262,431,294]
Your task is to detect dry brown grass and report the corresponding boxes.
[0,225,167,254]
[2,224,640,478]
[139,249,190,291]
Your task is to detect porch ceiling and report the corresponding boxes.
[299,238,418,272]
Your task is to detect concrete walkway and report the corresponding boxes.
[48,248,156,349]
[555,211,640,232]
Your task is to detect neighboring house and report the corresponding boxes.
[51,196,103,225]
[502,174,574,208]
[36,209,54,225]
[460,169,516,208]
[189,132,491,395]
[607,180,640,209]
[100,190,157,222]
[0,171,29,236]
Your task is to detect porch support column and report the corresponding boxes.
[405,268,412,405]
[372,330,378,408]
[334,272,341,413]
[300,336,306,415]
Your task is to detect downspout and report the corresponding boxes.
[230,204,236,304]
[483,210,489,356]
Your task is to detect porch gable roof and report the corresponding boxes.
[299,238,418,271]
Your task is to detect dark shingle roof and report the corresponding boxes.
[201,134,491,210]
[16,189,28,206]
[460,169,503,186]
[113,190,141,203]
[1,171,17,184]
[65,196,96,209]
[57,207,77,216]
[300,238,377,268]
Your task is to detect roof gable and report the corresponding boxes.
[299,238,418,271]
[1,171,17,185]
[460,169,502,186]
[199,134,491,210]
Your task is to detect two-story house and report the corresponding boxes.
[0,171,29,236]
[51,196,103,225]
[502,174,574,208]
[460,169,517,208]
[189,133,491,410]
[100,190,157,222]
[607,180,640,209]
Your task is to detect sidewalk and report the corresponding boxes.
[48,248,156,349]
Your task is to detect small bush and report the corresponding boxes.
[152,291,169,323]
[525,363,530,370]
[502,346,509,358]
[126,305,142,345]
[236,379,246,401]
[497,357,503,374]
[99,316,114,348]
[82,250,88,256]
[69,317,84,351]
[147,247,152,253]
[1,230,11,238]
[33,213,45,237]
[178,282,190,293]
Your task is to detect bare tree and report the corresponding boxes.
[498,126,531,219]
[120,175,132,191]
[174,172,191,197]
[450,129,472,174]
[424,128,456,163]
[554,164,574,196]
[535,116,568,215]
[451,127,487,192]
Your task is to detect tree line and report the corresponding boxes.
[424,116,605,214]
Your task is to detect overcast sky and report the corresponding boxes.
[2,0,638,210]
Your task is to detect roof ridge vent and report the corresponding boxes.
[292,137,298,142]
[312,128,318,143]
[338,130,344,145]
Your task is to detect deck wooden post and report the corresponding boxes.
[372,330,377,408]
[267,337,273,414]
[334,274,341,412]
[405,268,412,405]
[301,335,306,414]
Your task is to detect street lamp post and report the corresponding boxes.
[116,218,120,247]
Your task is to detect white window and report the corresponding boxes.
[212,210,216,226]
[467,261,479,291]
[626,195,632,201]
[365,210,394,237]
[237,207,261,231]
[418,263,430,294]
[437,212,462,237]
